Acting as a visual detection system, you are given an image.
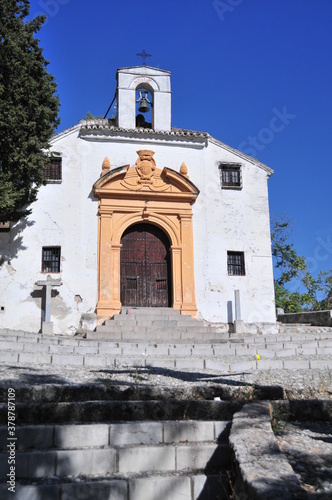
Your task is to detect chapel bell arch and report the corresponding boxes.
[116,66,171,132]
[93,151,199,322]
[135,83,154,129]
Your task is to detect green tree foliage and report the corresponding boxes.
[271,214,332,312]
[0,0,60,223]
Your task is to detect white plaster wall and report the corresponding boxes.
[0,126,100,334]
[193,140,276,323]
[0,124,276,333]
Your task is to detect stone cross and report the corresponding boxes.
[234,289,241,321]
[234,289,244,334]
[36,275,62,334]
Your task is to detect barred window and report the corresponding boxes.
[219,164,242,189]
[44,156,62,182]
[42,247,61,273]
[227,251,245,276]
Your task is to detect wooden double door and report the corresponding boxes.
[120,223,171,307]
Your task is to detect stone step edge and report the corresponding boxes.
[1,338,332,351]
[0,353,331,371]
[0,441,229,453]
[0,419,228,435]
[1,342,331,353]
[0,471,230,500]
[0,400,243,425]
[1,339,332,353]
[97,328,221,334]
[1,342,332,355]
[0,470,228,483]
[0,385,283,405]
[0,444,231,480]
[2,331,332,343]
[2,328,332,342]
[0,420,230,450]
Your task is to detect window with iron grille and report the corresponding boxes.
[219,164,242,189]
[42,247,61,273]
[44,156,62,182]
[227,251,245,276]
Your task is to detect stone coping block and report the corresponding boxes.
[229,402,304,499]
[119,445,175,473]
[128,475,191,500]
[278,309,332,326]
[62,481,127,500]
[0,484,60,500]
[271,400,332,421]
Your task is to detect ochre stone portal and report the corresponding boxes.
[93,151,199,322]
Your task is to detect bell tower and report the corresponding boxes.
[116,66,171,132]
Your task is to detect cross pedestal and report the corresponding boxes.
[35,275,62,334]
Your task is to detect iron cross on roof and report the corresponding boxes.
[136,49,151,66]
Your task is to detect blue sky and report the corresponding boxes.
[28,0,332,277]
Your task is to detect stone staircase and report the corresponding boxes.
[89,307,228,343]
[0,317,332,498]
[0,319,332,372]
[0,383,236,500]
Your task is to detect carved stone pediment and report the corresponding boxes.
[94,150,199,201]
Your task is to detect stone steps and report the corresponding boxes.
[0,383,284,405]
[91,307,228,341]
[0,441,231,479]
[93,327,227,342]
[0,326,332,371]
[0,400,241,425]
[0,378,233,500]
[0,472,230,500]
[0,379,237,499]
[0,420,230,449]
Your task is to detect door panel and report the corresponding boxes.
[120,224,171,307]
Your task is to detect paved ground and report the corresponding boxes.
[276,420,332,496]
[0,361,331,400]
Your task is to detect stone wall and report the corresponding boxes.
[277,310,332,327]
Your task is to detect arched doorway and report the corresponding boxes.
[120,223,171,307]
[93,151,199,320]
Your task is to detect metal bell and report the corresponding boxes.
[138,97,150,113]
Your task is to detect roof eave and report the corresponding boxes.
[208,136,274,176]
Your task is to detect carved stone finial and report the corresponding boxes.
[101,157,110,176]
[180,162,189,178]
[135,150,156,184]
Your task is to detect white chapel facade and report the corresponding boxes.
[0,65,277,334]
